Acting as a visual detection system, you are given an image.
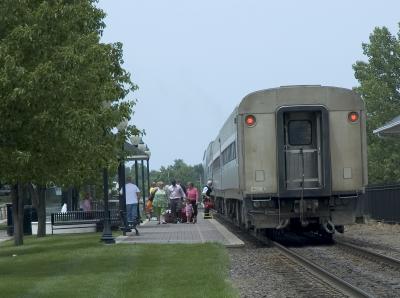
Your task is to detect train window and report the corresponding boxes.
[212,156,220,171]
[222,141,236,165]
[288,120,312,145]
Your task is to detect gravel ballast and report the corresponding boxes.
[227,221,400,297]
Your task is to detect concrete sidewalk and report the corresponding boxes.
[116,213,244,247]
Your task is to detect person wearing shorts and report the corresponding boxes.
[186,182,199,223]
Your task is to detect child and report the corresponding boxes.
[185,198,193,224]
[146,199,153,221]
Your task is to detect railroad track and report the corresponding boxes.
[215,214,398,297]
[335,239,400,270]
[270,240,373,298]
[216,215,373,298]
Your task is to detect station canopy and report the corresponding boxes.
[373,115,400,137]
[124,142,149,161]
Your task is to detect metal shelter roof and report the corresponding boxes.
[373,115,400,137]
[124,142,149,161]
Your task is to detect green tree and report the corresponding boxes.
[353,25,400,184]
[150,160,204,190]
[0,0,137,244]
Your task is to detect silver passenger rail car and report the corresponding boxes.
[203,85,367,237]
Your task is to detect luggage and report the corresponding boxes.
[180,206,187,223]
[164,210,174,223]
[204,200,214,209]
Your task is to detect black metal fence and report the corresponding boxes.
[361,184,400,223]
[51,210,120,226]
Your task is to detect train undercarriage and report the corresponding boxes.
[213,195,358,240]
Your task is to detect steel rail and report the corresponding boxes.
[335,239,400,269]
[272,241,373,298]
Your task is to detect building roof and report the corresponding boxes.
[373,115,400,136]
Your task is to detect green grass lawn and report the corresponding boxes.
[0,233,237,298]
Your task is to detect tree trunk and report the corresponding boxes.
[36,185,46,237]
[11,183,24,246]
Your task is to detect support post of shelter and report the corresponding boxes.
[134,160,139,220]
[141,160,145,212]
[118,161,130,235]
[146,160,150,199]
[134,160,139,187]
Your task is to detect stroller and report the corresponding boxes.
[180,205,188,223]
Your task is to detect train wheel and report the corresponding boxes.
[319,230,334,243]
[265,228,284,242]
[335,225,344,233]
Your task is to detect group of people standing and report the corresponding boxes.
[71,177,213,229]
[148,179,201,224]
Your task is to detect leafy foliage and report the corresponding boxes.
[353,25,400,184]
[0,0,137,187]
[149,159,204,190]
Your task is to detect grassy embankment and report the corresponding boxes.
[0,233,237,298]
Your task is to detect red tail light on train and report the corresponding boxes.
[245,115,256,126]
[348,112,359,122]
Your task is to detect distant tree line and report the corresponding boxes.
[150,159,203,189]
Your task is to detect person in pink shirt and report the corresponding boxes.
[81,192,92,212]
[186,182,199,223]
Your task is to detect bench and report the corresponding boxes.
[51,210,119,235]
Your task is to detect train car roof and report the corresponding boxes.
[239,85,365,114]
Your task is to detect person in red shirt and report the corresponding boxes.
[186,182,199,223]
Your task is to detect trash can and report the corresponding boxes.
[6,203,12,236]
[6,204,34,236]
[23,206,33,235]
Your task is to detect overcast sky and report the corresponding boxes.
[97,0,400,170]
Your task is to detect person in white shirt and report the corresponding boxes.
[125,176,141,225]
[168,179,186,223]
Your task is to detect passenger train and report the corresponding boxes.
[202,85,367,238]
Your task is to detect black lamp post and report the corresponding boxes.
[101,167,115,244]
[118,158,130,235]
[101,118,129,243]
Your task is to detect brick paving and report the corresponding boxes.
[116,212,244,247]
